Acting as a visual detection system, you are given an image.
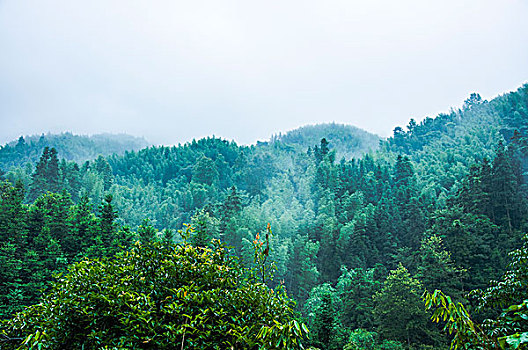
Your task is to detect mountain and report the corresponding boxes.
[0,132,150,170]
[270,123,380,160]
[2,84,528,350]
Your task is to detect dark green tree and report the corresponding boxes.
[305,284,346,350]
[373,264,439,347]
[192,155,219,186]
[98,194,118,252]
[28,147,62,201]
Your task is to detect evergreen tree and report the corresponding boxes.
[0,181,28,318]
[28,147,62,201]
[94,155,113,191]
[190,208,219,247]
[98,194,118,252]
[393,155,425,249]
[223,186,242,217]
[285,233,319,303]
[192,155,219,186]
[137,218,158,243]
[305,284,346,350]
[373,264,439,347]
[491,142,526,232]
[336,267,380,330]
[429,208,502,290]
[416,234,465,299]
[70,195,98,256]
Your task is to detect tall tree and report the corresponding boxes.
[98,194,118,252]
[373,264,439,347]
[28,147,62,201]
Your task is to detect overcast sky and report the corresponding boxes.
[1,0,527,145]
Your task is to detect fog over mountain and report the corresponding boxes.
[1,1,527,145]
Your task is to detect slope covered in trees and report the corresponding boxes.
[0,132,149,171]
[270,123,380,160]
[1,83,528,349]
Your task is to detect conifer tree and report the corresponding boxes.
[137,218,158,243]
[285,234,319,303]
[94,155,113,191]
[373,264,438,347]
[190,208,219,247]
[491,142,526,232]
[192,155,219,185]
[0,181,28,318]
[28,147,62,201]
[306,285,346,350]
[98,194,118,251]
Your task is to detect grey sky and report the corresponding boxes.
[1,0,527,146]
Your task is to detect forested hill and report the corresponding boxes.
[2,84,528,349]
[381,86,528,197]
[0,132,150,170]
[269,123,380,160]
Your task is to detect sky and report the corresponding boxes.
[1,0,527,146]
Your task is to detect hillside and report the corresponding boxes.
[1,84,528,349]
[0,132,150,170]
[270,123,380,160]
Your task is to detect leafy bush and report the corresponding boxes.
[343,329,405,350]
[0,234,307,349]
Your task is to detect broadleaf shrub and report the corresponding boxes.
[0,238,307,349]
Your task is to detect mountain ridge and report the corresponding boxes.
[0,132,150,170]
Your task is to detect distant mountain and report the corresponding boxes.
[270,123,380,160]
[0,132,150,170]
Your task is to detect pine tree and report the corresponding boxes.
[392,155,426,249]
[285,234,319,303]
[416,234,465,299]
[137,218,158,243]
[99,194,118,252]
[491,142,526,232]
[306,285,346,350]
[46,148,61,193]
[94,156,113,191]
[192,155,219,185]
[0,181,28,318]
[223,186,242,217]
[70,196,98,255]
[28,147,62,201]
[337,267,380,330]
[190,208,219,247]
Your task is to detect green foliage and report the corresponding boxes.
[0,238,307,349]
[193,154,219,185]
[337,267,381,330]
[0,182,130,320]
[251,224,275,285]
[28,147,61,201]
[428,207,505,290]
[286,233,319,304]
[0,132,149,170]
[373,264,440,347]
[424,235,528,349]
[2,84,528,349]
[190,208,219,247]
[417,234,466,299]
[343,329,405,350]
[304,284,347,350]
[271,123,380,160]
[137,218,159,243]
[424,289,494,349]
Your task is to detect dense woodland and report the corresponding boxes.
[0,132,149,171]
[1,84,528,349]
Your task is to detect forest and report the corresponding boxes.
[0,84,528,349]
